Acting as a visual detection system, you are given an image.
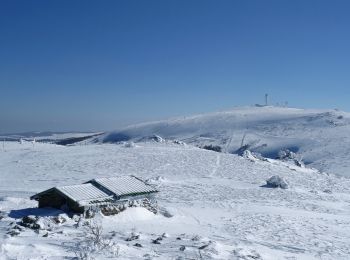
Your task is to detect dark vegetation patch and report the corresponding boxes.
[202,145,222,152]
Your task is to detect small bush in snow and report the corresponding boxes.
[266,175,288,189]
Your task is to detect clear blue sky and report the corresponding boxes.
[1,0,350,133]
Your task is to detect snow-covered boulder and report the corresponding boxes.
[266,175,288,189]
[123,142,136,148]
[242,150,256,161]
[278,149,304,167]
[146,176,166,185]
[153,135,164,142]
[173,139,185,145]
[242,150,267,161]
[138,134,165,143]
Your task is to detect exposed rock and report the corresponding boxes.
[152,237,162,244]
[191,235,201,241]
[84,209,95,219]
[13,225,24,231]
[278,149,304,167]
[161,232,169,238]
[173,140,185,145]
[100,198,157,216]
[125,233,140,241]
[7,230,20,237]
[52,215,67,224]
[232,248,262,259]
[20,215,40,230]
[152,135,164,143]
[198,244,210,250]
[141,198,158,214]
[242,150,266,161]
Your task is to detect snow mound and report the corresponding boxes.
[146,176,167,185]
[109,207,158,222]
[123,141,136,148]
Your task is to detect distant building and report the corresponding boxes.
[30,176,158,213]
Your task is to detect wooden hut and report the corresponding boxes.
[30,176,158,213]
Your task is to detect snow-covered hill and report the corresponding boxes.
[97,106,350,177]
[1,141,350,259]
[1,106,350,259]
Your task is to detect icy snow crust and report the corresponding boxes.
[1,141,350,259]
[98,106,350,177]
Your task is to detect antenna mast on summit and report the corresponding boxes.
[265,94,268,106]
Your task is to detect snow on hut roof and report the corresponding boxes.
[31,176,158,205]
[57,183,112,204]
[89,176,158,197]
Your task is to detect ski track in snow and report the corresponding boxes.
[209,153,221,178]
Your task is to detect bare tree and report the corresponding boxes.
[74,219,120,259]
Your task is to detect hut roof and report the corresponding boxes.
[30,175,158,206]
[57,183,113,205]
[88,176,158,197]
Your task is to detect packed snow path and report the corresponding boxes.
[0,142,350,259]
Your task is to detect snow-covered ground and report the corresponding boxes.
[97,106,350,177]
[1,141,350,259]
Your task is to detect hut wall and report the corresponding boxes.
[38,191,84,213]
[67,199,84,213]
[38,192,66,209]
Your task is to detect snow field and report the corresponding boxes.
[0,141,350,259]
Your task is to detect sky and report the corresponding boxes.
[1,0,350,133]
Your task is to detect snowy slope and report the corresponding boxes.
[97,106,350,177]
[1,142,350,259]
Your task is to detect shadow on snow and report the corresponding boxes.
[9,207,64,219]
